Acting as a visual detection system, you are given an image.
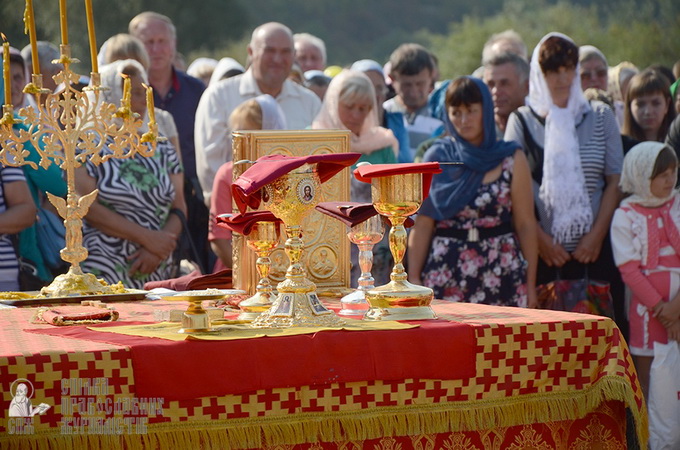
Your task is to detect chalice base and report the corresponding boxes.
[237,292,274,322]
[250,285,344,328]
[339,289,369,316]
[179,300,213,333]
[364,280,436,321]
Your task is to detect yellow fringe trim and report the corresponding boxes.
[3,375,647,449]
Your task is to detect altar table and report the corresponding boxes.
[0,299,647,449]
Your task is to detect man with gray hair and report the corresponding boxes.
[294,33,326,72]
[481,29,528,65]
[129,11,208,270]
[195,22,321,204]
[482,52,529,136]
[20,41,62,105]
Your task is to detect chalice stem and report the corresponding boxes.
[284,225,305,279]
[388,217,407,281]
[357,244,375,290]
[255,254,272,292]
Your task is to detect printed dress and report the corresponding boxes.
[81,139,182,288]
[421,156,528,306]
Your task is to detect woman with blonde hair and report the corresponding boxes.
[312,69,398,285]
[99,34,180,157]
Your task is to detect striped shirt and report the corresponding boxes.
[505,101,624,251]
[0,165,27,285]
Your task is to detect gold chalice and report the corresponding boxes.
[238,221,281,321]
[340,214,385,316]
[250,164,344,328]
[365,173,436,320]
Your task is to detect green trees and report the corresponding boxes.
[0,0,677,78]
[424,0,680,79]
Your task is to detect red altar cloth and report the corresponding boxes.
[0,300,647,449]
[26,312,476,402]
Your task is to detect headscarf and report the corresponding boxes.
[350,59,384,76]
[253,94,287,130]
[620,141,677,208]
[419,76,518,220]
[578,45,608,67]
[312,69,397,155]
[187,57,218,79]
[526,32,593,244]
[209,57,245,86]
[608,61,638,103]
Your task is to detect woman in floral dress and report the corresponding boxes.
[75,60,186,288]
[407,77,538,307]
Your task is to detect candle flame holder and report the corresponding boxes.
[0,44,158,294]
[250,164,344,328]
[364,173,436,320]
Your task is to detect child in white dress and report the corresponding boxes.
[610,141,680,399]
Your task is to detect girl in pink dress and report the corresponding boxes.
[611,141,680,399]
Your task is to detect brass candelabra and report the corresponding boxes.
[0,45,157,294]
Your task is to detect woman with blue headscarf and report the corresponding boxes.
[407,76,538,307]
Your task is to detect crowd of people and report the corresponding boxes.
[2,12,680,409]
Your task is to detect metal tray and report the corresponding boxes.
[0,289,149,306]
[159,289,246,302]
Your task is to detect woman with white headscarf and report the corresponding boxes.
[504,33,625,327]
[312,69,398,285]
[76,59,186,287]
[208,94,286,271]
[610,142,680,400]
[313,70,398,200]
[209,58,245,86]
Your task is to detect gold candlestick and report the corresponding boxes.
[364,173,436,320]
[238,220,280,321]
[250,164,344,328]
[0,43,157,294]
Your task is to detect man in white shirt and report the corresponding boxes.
[195,22,321,204]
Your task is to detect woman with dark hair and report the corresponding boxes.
[505,33,625,328]
[407,76,538,307]
[623,68,675,144]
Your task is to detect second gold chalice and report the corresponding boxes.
[237,220,281,321]
[364,173,436,320]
